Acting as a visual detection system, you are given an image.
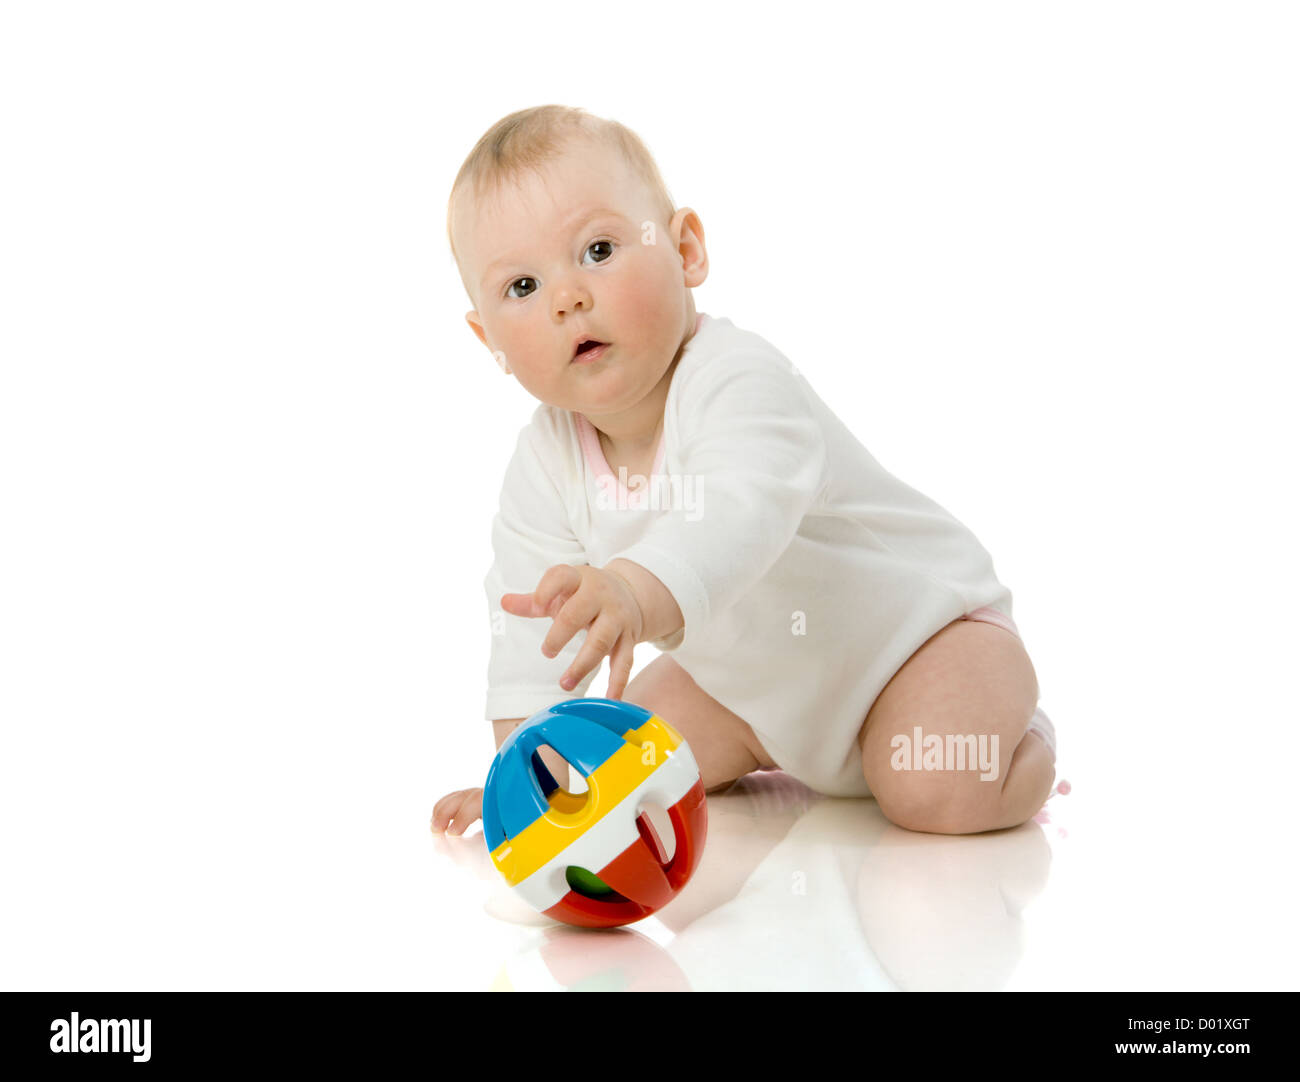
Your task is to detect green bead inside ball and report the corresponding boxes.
[566,865,614,897]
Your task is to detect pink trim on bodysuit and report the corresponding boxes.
[960,605,1020,638]
[575,312,706,502]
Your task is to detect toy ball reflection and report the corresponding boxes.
[482,698,708,928]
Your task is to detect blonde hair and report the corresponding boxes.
[446,105,677,275]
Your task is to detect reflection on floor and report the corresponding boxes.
[434,770,1071,991]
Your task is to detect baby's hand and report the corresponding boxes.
[431,787,483,836]
[501,564,644,700]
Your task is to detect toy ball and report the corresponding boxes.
[482,697,708,928]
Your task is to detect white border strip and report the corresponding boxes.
[511,743,701,913]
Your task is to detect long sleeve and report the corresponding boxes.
[605,348,828,655]
[483,416,601,721]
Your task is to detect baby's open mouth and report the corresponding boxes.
[572,340,609,361]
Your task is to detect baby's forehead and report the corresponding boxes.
[476,158,631,229]
[495,134,649,210]
[460,179,643,270]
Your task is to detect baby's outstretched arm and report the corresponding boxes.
[432,559,679,836]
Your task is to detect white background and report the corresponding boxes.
[2,1,1297,990]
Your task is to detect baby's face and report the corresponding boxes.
[454,138,704,420]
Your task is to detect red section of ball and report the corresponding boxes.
[543,779,709,928]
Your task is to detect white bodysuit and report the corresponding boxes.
[482,313,1013,797]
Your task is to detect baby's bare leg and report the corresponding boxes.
[622,654,777,793]
[858,620,1054,834]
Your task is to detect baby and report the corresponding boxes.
[431,105,1062,839]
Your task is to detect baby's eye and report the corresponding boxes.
[506,277,538,299]
[583,240,614,265]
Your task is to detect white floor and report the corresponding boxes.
[428,759,1297,992]
[4,672,1297,991]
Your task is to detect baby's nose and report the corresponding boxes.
[552,280,592,316]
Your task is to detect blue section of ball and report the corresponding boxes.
[482,698,656,852]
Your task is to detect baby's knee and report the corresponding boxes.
[871,771,1002,835]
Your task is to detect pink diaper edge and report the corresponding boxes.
[961,606,1021,639]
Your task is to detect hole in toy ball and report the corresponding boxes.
[531,745,570,791]
[532,745,593,815]
[565,865,614,897]
[637,802,676,864]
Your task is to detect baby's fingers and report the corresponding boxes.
[500,592,543,618]
[502,566,581,621]
[446,791,483,836]
[559,617,619,692]
[431,788,483,836]
[605,632,635,701]
[430,790,460,832]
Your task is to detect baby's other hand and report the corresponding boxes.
[431,787,483,837]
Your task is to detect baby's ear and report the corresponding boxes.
[465,310,489,348]
[670,208,708,287]
[467,312,512,374]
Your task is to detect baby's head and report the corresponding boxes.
[447,105,707,420]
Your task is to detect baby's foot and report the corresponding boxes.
[1026,706,1057,760]
[1025,705,1068,824]
[1032,779,1071,826]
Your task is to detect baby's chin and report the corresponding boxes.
[567,361,671,408]
[551,387,643,420]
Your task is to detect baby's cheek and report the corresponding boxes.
[619,265,681,334]
[500,334,542,376]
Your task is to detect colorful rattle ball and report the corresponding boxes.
[482,697,709,928]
